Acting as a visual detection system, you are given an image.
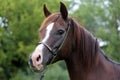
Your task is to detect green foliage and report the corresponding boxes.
[44,62,69,80]
[10,70,38,80]
[9,62,69,80]
[0,0,120,80]
[0,0,68,80]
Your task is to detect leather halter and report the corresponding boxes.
[38,20,71,60]
[38,21,71,80]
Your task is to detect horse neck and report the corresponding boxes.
[64,19,110,80]
[66,19,99,67]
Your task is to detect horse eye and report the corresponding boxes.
[57,29,65,35]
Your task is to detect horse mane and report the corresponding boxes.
[69,17,100,69]
[68,17,120,69]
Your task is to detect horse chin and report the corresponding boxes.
[31,64,46,73]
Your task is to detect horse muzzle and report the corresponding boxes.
[28,51,46,72]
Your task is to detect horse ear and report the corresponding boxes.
[43,4,51,17]
[60,2,68,20]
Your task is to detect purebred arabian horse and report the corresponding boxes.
[29,2,120,80]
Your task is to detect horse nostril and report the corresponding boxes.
[36,55,41,62]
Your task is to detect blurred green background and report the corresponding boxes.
[0,0,120,80]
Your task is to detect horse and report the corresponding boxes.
[28,2,120,80]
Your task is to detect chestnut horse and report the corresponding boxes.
[29,2,120,80]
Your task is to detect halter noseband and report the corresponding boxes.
[38,20,71,58]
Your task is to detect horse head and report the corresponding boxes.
[28,2,71,72]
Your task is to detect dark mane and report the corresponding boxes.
[69,17,120,67]
[69,18,100,69]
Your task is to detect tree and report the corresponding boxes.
[0,0,67,79]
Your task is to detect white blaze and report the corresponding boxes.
[32,22,54,69]
[36,22,54,51]
[32,44,44,70]
[35,22,54,51]
[35,23,54,51]
[42,22,54,43]
[35,22,54,53]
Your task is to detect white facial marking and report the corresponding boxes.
[31,23,54,69]
[33,22,54,59]
[35,44,44,52]
[31,44,44,67]
[42,22,54,43]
